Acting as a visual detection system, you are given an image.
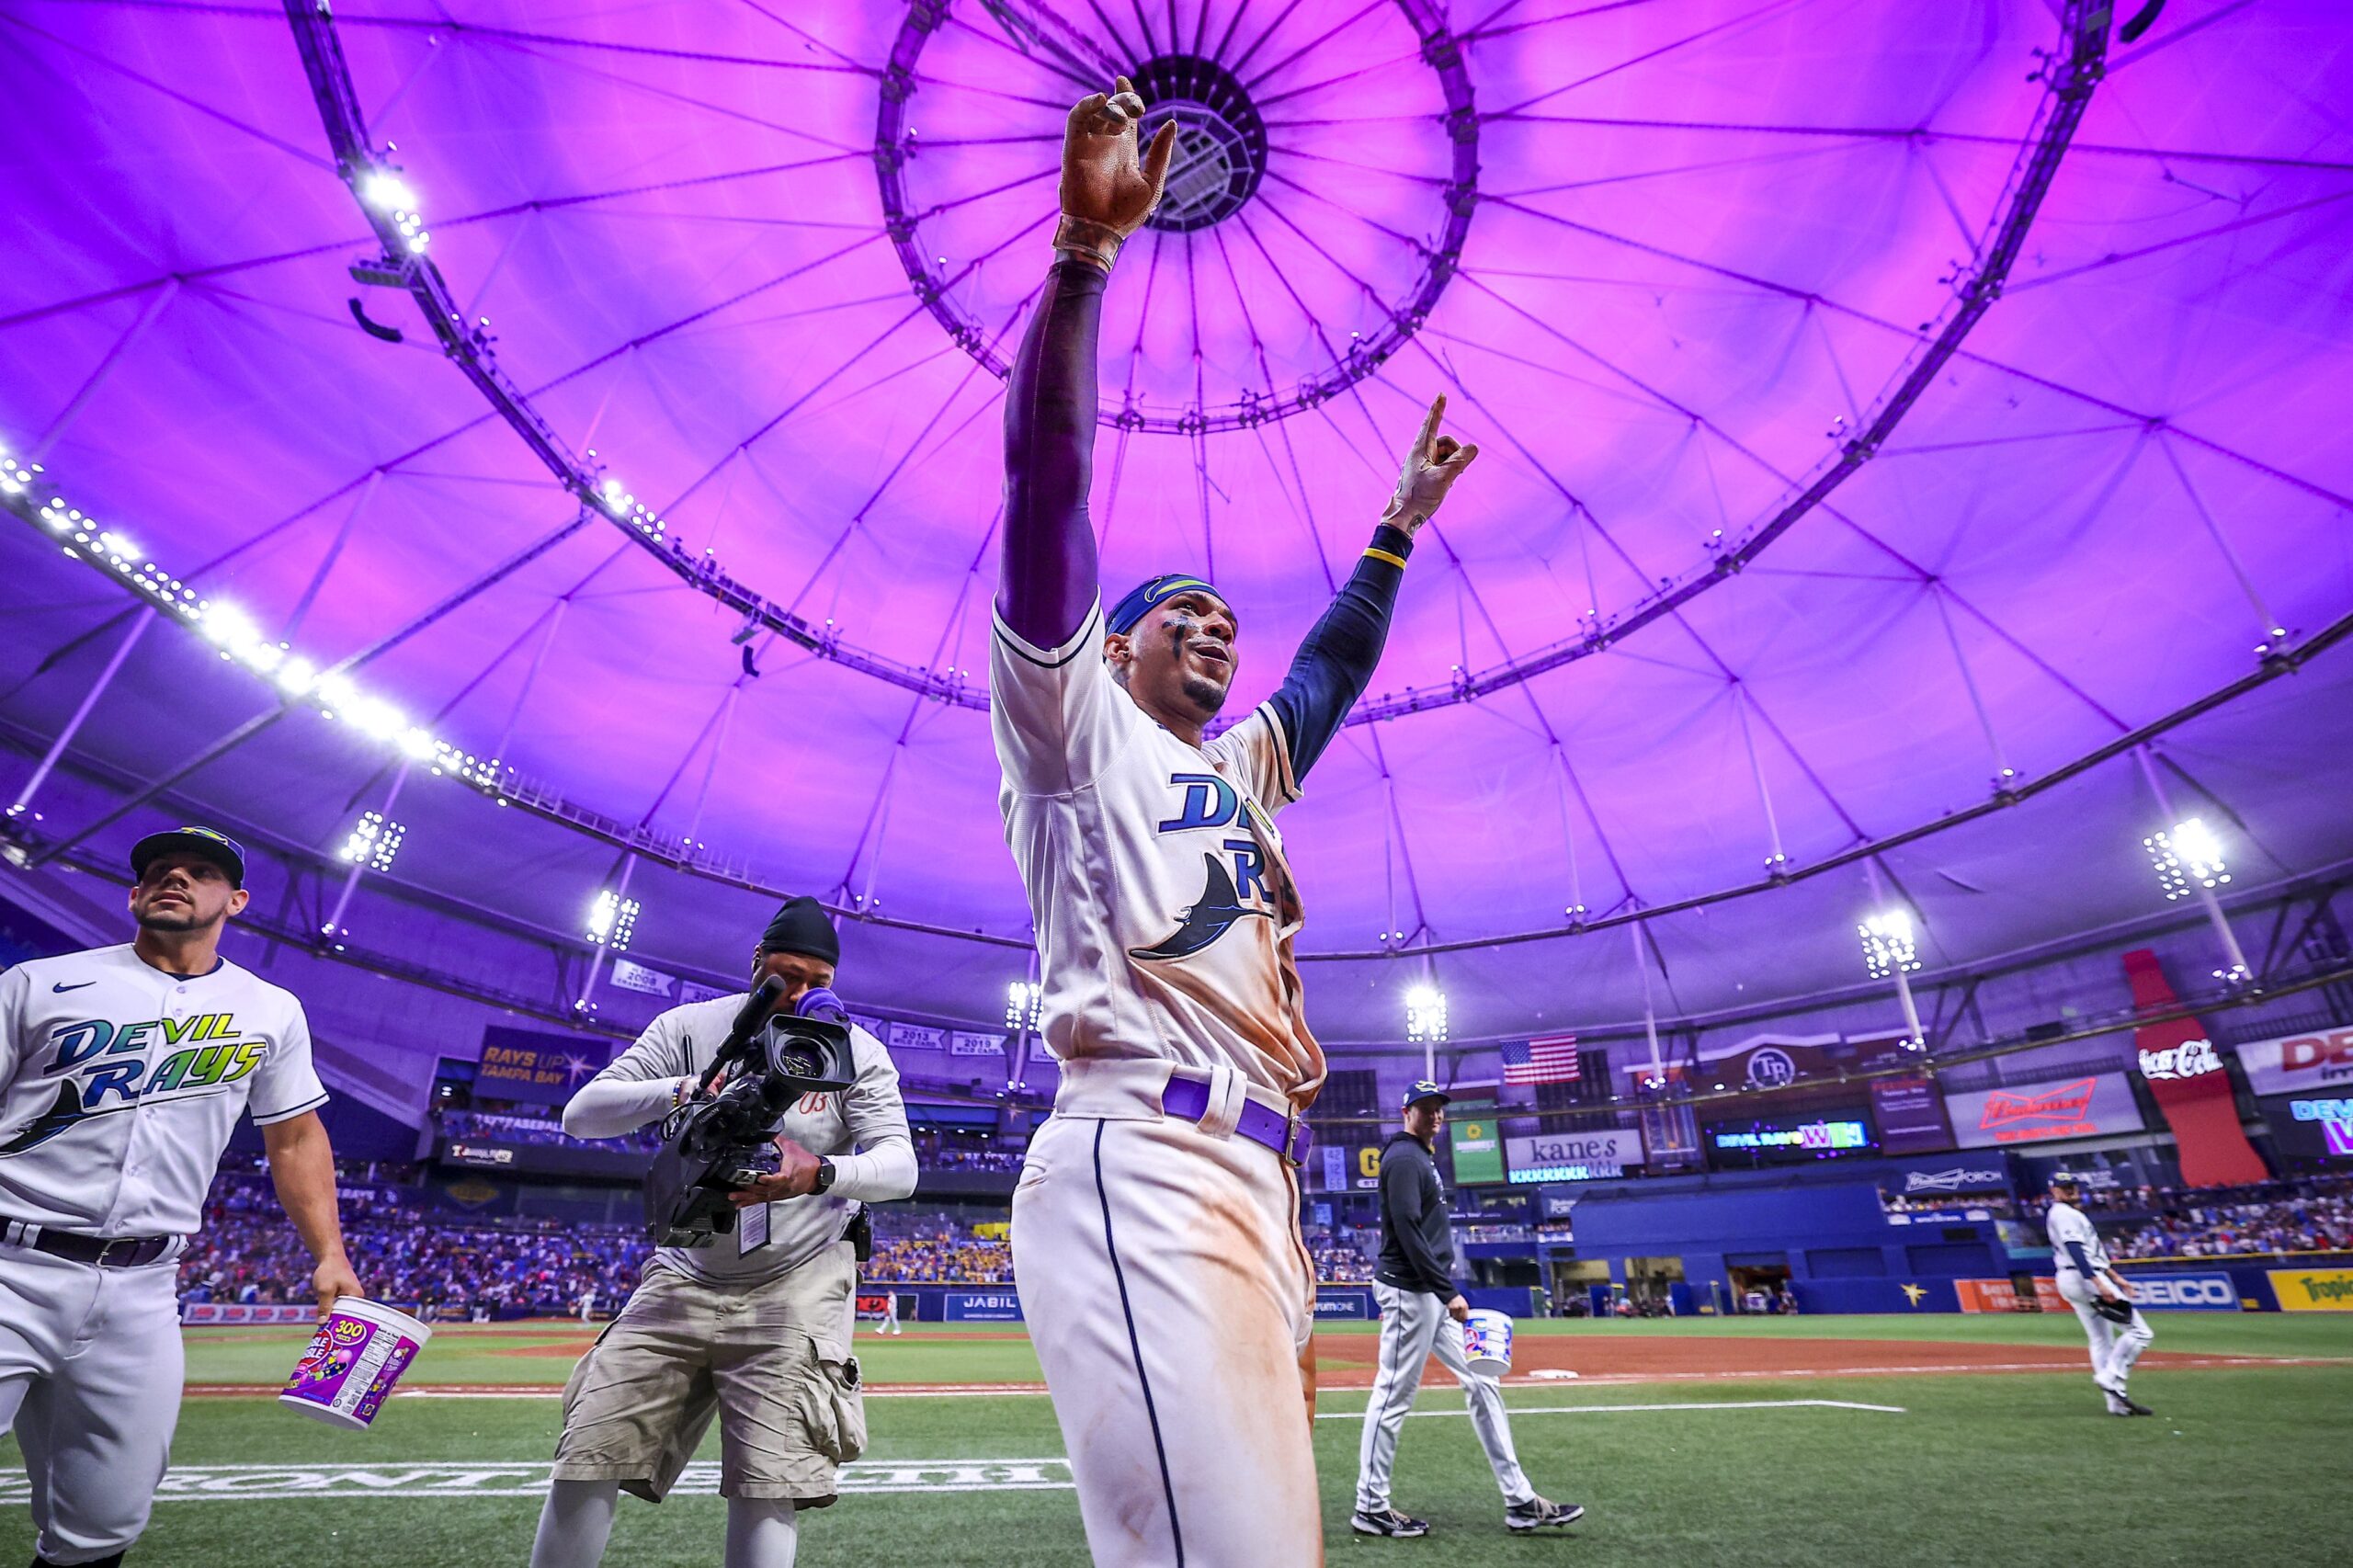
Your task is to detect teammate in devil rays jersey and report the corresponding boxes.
[1,826,359,1566]
[990,80,1480,1567]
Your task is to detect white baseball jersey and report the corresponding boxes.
[991,599,1324,1104]
[0,944,326,1236]
[584,994,911,1287]
[2046,1200,2112,1275]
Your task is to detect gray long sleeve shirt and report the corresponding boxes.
[563,993,915,1287]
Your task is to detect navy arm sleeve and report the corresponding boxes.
[1265,523,1415,780]
[995,260,1108,649]
[2063,1240,2098,1277]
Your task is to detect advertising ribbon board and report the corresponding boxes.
[1447,1101,1505,1186]
[1948,1073,2142,1148]
[2237,1028,2353,1097]
[476,1027,615,1105]
[2123,949,2266,1185]
[1506,1128,1644,1184]
[943,1290,1024,1323]
[2268,1267,2353,1312]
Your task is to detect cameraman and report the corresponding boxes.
[529,897,915,1568]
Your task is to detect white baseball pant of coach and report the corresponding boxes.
[1355,1281,1535,1517]
[0,1244,184,1563]
[2055,1270,2154,1394]
[1013,1060,1321,1567]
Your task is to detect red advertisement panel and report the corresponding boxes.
[2123,949,2266,1186]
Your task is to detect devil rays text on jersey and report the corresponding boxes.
[3,1010,268,1154]
[1132,770,1277,960]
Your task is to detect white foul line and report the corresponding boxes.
[1313,1397,1906,1422]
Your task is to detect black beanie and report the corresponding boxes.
[759,895,839,966]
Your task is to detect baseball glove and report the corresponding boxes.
[2090,1295,2135,1325]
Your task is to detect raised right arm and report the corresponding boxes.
[994,81,1173,651]
[995,260,1108,649]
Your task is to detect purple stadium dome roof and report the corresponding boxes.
[2,0,2347,1040]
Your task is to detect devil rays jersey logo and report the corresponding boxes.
[1130,771,1276,961]
[0,1014,267,1156]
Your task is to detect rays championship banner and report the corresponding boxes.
[1946,1073,2143,1148]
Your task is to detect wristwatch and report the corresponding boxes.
[811,1156,837,1196]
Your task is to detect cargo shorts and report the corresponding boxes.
[551,1242,867,1505]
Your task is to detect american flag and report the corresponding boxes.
[1502,1033,1580,1085]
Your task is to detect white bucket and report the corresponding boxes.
[278,1297,433,1430]
[1461,1308,1514,1376]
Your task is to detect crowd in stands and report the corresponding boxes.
[437,1107,661,1153]
[2102,1179,2353,1259]
[1310,1232,1375,1283]
[180,1179,653,1318]
[1881,1191,2015,1216]
[864,1212,1016,1283]
[913,1128,1026,1172]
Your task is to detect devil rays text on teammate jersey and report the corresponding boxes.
[0,944,326,1235]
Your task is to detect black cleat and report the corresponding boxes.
[2117,1393,2154,1415]
[1352,1506,1431,1539]
[1506,1496,1586,1531]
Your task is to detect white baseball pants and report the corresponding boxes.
[1013,1061,1321,1567]
[0,1244,185,1564]
[1355,1282,1534,1514]
[2056,1270,2154,1393]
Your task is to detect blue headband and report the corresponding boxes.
[1108,574,1227,635]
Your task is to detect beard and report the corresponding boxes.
[1178,672,1230,715]
[135,903,206,932]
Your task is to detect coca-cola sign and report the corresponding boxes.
[2138,1038,2222,1081]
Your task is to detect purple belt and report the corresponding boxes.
[1160,1076,1312,1165]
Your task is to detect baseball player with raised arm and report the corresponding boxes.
[1355,1083,1579,1538]
[530,896,915,1568]
[0,826,360,1567]
[2045,1173,2154,1416]
[993,79,1479,1566]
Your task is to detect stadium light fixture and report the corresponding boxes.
[1005,980,1043,1032]
[360,166,429,253]
[1859,906,1927,1051]
[339,811,405,873]
[2144,817,2230,902]
[1405,983,1449,1045]
[2,446,508,797]
[586,889,640,950]
[1858,908,1921,982]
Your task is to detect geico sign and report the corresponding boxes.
[2138,1039,2221,1081]
[2131,1274,2239,1310]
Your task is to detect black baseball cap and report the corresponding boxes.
[2050,1172,2082,1191]
[1402,1079,1451,1110]
[131,826,246,889]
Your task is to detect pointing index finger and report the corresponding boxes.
[1414,393,1446,460]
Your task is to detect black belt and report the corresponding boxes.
[2,1220,176,1268]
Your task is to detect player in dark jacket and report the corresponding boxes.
[1354,1082,1582,1538]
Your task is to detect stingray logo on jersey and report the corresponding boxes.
[0,1014,268,1153]
[1132,771,1274,960]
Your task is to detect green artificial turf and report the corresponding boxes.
[4,1316,2342,1565]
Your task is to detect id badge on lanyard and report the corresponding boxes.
[738,1201,770,1256]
